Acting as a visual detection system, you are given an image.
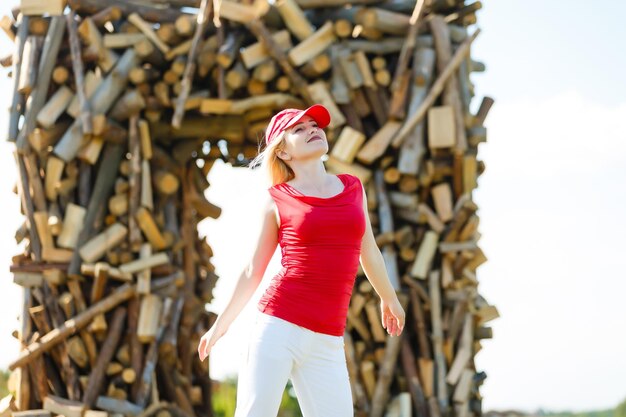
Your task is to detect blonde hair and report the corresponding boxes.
[247,130,294,187]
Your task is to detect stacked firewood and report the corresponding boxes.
[3,0,498,416]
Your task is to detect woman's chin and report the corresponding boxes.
[298,147,328,160]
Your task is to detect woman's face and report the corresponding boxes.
[278,115,328,162]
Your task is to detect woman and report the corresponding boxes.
[197,104,406,417]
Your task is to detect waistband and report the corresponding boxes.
[255,310,344,342]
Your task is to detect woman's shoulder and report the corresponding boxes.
[340,173,363,187]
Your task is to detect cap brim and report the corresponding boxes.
[284,104,331,130]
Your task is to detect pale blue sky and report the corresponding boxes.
[469,0,626,106]
[0,0,624,414]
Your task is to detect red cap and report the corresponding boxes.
[265,104,331,146]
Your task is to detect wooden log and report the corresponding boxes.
[40,282,83,399]
[0,50,13,68]
[431,182,453,222]
[135,298,174,407]
[22,153,46,213]
[288,21,336,66]
[392,28,480,148]
[295,0,380,7]
[83,307,127,408]
[94,396,142,416]
[157,22,182,46]
[119,252,169,275]
[79,223,128,263]
[175,14,195,37]
[429,15,468,154]
[7,14,28,141]
[67,0,187,23]
[361,360,376,399]
[43,395,84,417]
[446,314,472,386]
[217,31,243,69]
[373,169,401,290]
[389,0,426,119]
[104,33,146,49]
[240,29,292,69]
[0,15,15,41]
[225,61,249,90]
[110,89,146,121]
[171,0,211,129]
[78,17,119,73]
[90,5,122,27]
[353,50,387,126]
[135,207,168,250]
[52,65,70,84]
[426,270,447,414]
[219,0,270,24]
[400,338,429,415]
[67,143,125,276]
[359,7,411,36]
[275,0,314,41]
[159,294,184,362]
[90,263,110,321]
[330,126,366,164]
[14,151,42,261]
[67,10,93,135]
[139,159,154,212]
[136,243,152,295]
[474,95,494,127]
[247,19,314,104]
[398,47,435,176]
[54,48,139,162]
[17,35,42,95]
[9,283,136,370]
[137,294,163,343]
[357,121,402,164]
[128,12,170,54]
[16,15,65,153]
[409,230,438,279]
[345,37,405,54]
[343,330,369,411]
[20,0,65,15]
[36,85,73,129]
[67,70,102,118]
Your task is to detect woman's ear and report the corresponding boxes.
[275,149,291,161]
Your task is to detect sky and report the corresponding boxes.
[0,0,625,413]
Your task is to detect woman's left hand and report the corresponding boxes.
[380,296,405,337]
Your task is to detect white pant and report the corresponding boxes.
[234,310,354,417]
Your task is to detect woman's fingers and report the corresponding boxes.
[382,307,405,336]
[198,338,206,359]
[385,314,393,334]
[198,336,212,361]
[386,313,402,336]
[395,314,404,335]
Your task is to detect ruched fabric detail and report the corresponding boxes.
[257,173,366,336]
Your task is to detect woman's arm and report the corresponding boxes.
[358,183,397,302]
[211,193,279,332]
[358,182,405,336]
[199,193,280,360]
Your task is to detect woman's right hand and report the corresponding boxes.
[198,320,228,362]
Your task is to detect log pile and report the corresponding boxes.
[3,0,498,416]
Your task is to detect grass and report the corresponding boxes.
[0,369,9,398]
[211,375,302,417]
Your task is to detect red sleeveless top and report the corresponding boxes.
[257,173,366,336]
